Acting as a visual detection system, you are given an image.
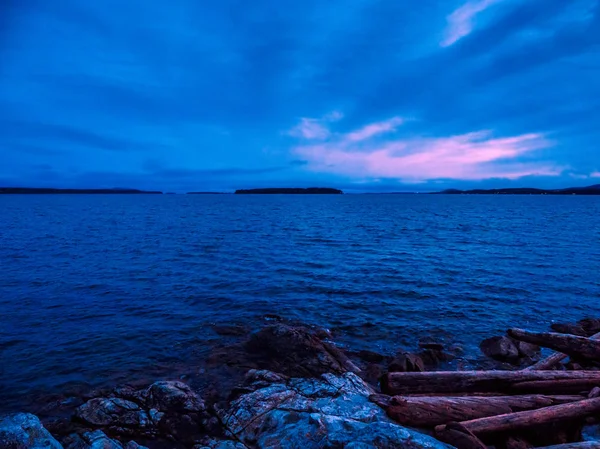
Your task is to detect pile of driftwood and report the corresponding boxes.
[371,323,600,449]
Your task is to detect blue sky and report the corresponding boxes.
[1,0,599,192]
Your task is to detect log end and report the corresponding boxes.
[435,422,487,449]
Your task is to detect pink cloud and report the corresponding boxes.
[591,172,600,178]
[290,118,561,181]
[345,117,404,142]
[442,0,504,47]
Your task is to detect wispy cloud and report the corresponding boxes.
[591,172,600,178]
[442,0,505,47]
[345,117,404,142]
[287,111,343,140]
[288,118,331,140]
[290,114,562,182]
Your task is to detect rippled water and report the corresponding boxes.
[1,194,600,412]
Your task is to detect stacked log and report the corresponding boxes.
[373,319,600,449]
[370,394,584,427]
[381,370,600,395]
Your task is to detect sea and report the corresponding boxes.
[1,194,600,413]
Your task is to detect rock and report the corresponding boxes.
[217,369,452,449]
[480,336,519,363]
[0,413,63,449]
[579,318,600,336]
[193,437,248,449]
[64,430,123,449]
[75,380,211,443]
[142,381,210,444]
[362,363,385,385]
[244,324,360,378]
[388,353,425,372]
[143,381,205,413]
[419,349,455,367]
[111,386,145,405]
[515,341,540,358]
[550,323,587,336]
[75,398,152,430]
[356,349,389,364]
[63,431,148,449]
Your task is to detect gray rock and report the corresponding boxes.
[142,381,210,444]
[217,369,453,449]
[143,381,205,413]
[64,431,148,449]
[193,437,248,449]
[480,336,519,363]
[75,398,152,430]
[65,430,123,449]
[75,380,210,443]
[0,413,63,449]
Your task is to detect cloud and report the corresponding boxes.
[591,172,600,178]
[345,117,404,142]
[442,0,505,47]
[1,0,599,190]
[290,115,562,182]
[287,111,343,140]
[288,118,331,140]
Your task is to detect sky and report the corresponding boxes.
[0,0,599,192]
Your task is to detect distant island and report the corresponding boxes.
[437,184,600,195]
[235,188,343,194]
[187,192,228,194]
[0,187,163,194]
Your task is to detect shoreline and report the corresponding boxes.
[3,317,600,449]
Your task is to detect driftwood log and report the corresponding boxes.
[503,437,533,449]
[435,397,600,437]
[372,394,584,427]
[524,332,600,371]
[381,370,600,395]
[434,422,487,449]
[509,329,600,361]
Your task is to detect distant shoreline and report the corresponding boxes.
[2,184,599,195]
[436,184,600,195]
[235,188,343,194]
[0,188,163,194]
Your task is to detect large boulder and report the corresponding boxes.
[217,370,452,449]
[244,324,360,378]
[0,413,63,449]
[143,381,212,443]
[75,381,211,444]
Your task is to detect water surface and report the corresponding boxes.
[1,194,599,412]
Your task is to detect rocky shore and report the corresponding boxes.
[3,318,600,449]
